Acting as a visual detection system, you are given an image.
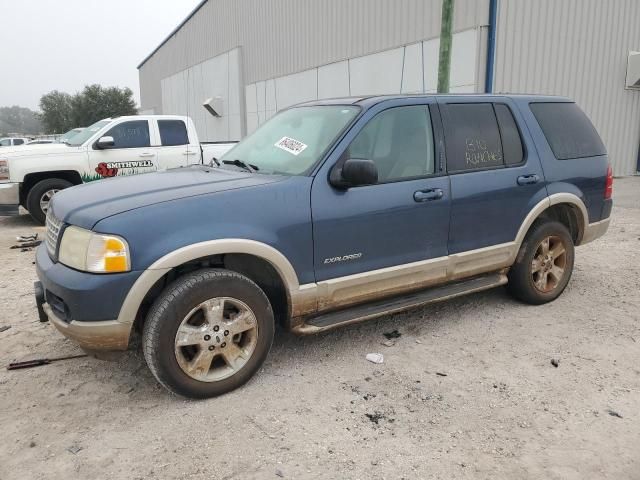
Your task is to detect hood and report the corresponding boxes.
[0,143,75,158]
[50,165,285,229]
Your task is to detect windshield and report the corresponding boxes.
[219,106,360,175]
[59,128,83,143]
[67,120,110,146]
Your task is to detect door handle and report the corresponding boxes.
[139,152,154,158]
[413,188,443,202]
[517,174,540,186]
[182,151,197,155]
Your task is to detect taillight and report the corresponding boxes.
[604,165,613,200]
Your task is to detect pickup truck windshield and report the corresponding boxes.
[220,105,360,175]
[67,120,110,146]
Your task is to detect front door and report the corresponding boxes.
[87,119,158,181]
[311,100,451,308]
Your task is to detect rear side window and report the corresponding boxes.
[494,104,524,165]
[14,139,24,145]
[158,120,189,146]
[442,104,504,172]
[530,102,606,159]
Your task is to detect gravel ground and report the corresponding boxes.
[0,178,638,480]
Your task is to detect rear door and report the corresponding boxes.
[87,119,158,180]
[155,118,194,169]
[438,97,547,254]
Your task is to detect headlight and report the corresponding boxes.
[58,226,131,273]
[0,159,9,181]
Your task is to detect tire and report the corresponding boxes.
[143,269,275,399]
[26,178,73,224]
[507,220,575,305]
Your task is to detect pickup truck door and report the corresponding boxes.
[311,99,451,291]
[153,118,199,169]
[87,119,158,180]
[437,97,547,254]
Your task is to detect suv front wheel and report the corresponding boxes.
[507,220,575,305]
[143,269,275,399]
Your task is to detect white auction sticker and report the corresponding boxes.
[274,136,308,156]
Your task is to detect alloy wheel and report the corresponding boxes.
[531,235,567,293]
[174,297,259,382]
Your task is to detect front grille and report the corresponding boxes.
[45,210,63,258]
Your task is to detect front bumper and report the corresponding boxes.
[0,182,19,216]
[35,244,142,351]
[38,298,132,350]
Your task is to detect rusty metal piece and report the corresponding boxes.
[7,354,87,370]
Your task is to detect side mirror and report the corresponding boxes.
[95,136,115,149]
[330,158,378,188]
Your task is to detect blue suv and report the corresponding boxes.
[34,95,612,398]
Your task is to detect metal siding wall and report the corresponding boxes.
[493,0,640,176]
[139,0,489,114]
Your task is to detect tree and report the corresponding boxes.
[0,106,43,135]
[39,85,137,133]
[39,90,73,134]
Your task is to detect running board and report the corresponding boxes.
[292,272,508,335]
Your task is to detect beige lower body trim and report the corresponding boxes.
[45,304,131,351]
[293,242,517,318]
[581,218,610,244]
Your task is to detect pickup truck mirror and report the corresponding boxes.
[95,136,115,149]
[330,158,378,188]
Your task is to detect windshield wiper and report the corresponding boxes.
[222,159,259,173]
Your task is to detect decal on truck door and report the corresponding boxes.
[83,160,157,181]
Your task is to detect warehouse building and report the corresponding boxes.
[138,0,640,175]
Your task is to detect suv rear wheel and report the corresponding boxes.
[26,178,72,224]
[143,269,275,399]
[507,220,575,305]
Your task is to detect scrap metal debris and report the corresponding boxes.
[551,358,560,368]
[0,325,11,333]
[7,354,87,370]
[607,409,623,419]
[366,353,384,364]
[436,372,448,377]
[10,240,42,249]
[16,234,38,242]
[383,329,402,340]
[381,340,396,347]
[66,445,83,455]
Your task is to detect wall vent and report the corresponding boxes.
[625,51,640,90]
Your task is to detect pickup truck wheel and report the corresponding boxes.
[26,178,72,224]
[507,220,575,305]
[142,269,274,399]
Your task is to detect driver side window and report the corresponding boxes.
[347,105,435,182]
[103,120,150,149]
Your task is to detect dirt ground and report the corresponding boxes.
[0,178,638,480]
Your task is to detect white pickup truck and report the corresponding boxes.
[0,115,235,223]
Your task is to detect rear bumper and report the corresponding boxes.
[0,182,19,215]
[581,217,610,244]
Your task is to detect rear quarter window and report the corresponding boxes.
[530,102,606,159]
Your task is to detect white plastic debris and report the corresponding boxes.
[366,353,384,364]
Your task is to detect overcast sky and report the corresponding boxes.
[0,0,202,110]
